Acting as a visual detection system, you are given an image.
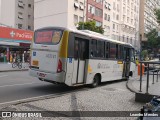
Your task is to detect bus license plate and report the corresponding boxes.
[37,72,46,78]
[32,60,39,66]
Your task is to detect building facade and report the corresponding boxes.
[0,0,34,30]
[34,0,85,30]
[139,0,160,47]
[103,0,140,50]
[34,0,140,49]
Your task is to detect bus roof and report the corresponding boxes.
[35,26,134,48]
[66,28,133,48]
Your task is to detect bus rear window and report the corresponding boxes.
[35,30,62,44]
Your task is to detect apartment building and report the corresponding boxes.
[139,0,160,47]
[34,0,140,49]
[34,0,85,30]
[103,0,112,38]
[106,0,139,49]
[0,0,34,30]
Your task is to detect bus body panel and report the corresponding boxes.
[130,61,136,76]
[85,59,124,84]
[31,50,58,73]
[29,69,65,83]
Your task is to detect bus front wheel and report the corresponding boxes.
[90,75,100,88]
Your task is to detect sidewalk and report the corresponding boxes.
[0,62,29,72]
[127,60,160,96]
[127,74,160,96]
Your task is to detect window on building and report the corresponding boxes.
[104,13,107,20]
[95,8,102,17]
[113,12,115,20]
[18,24,22,29]
[127,17,129,23]
[18,1,24,8]
[88,4,95,14]
[95,0,103,4]
[79,16,83,22]
[117,4,119,11]
[108,15,110,21]
[117,25,119,31]
[123,15,125,21]
[95,21,102,27]
[113,24,115,29]
[28,15,31,19]
[28,26,31,30]
[28,4,31,8]
[116,14,119,20]
[74,15,78,24]
[113,2,116,10]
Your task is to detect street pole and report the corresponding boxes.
[82,0,85,30]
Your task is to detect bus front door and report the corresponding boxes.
[72,39,88,84]
[123,47,131,78]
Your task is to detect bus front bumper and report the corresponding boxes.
[29,69,65,83]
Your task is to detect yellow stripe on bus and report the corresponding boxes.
[59,31,69,58]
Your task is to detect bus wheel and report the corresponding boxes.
[90,75,99,88]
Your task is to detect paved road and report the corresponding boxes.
[0,71,80,104]
[0,71,142,109]
[0,76,145,120]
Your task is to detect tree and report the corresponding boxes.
[145,9,160,54]
[155,9,160,24]
[146,29,160,54]
[141,50,148,60]
[77,20,104,34]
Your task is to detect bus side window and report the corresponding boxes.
[117,45,123,59]
[74,40,79,60]
[90,40,96,58]
[105,42,109,58]
[109,43,116,59]
[130,49,135,62]
[68,32,74,58]
[97,41,104,58]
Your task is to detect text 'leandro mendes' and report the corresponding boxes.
[130,113,159,117]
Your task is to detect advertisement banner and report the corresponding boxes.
[0,26,33,41]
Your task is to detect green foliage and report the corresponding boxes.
[146,29,159,47]
[77,20,104,34]
[141,50,148,59]
[155,9,160,24]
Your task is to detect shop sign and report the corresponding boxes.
[0,26,33,41]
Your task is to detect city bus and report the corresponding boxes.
[29,27,136,87]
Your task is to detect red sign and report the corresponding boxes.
[0,26,33,41]
[35,31,53,43]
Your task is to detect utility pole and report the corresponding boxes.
[82,0,85,30]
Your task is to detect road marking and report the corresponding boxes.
[0,82,38,88]
[0,75,8,78]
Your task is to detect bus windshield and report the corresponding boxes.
[34,29,63,44]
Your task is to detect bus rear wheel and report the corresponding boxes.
[90,75,100,88]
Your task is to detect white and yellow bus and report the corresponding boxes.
[29,27,136,87]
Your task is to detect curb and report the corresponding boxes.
[126,76,140,94]
[0,69,28,72]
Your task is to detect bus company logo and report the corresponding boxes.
[97,63,110,69]
[2,112,12,118]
